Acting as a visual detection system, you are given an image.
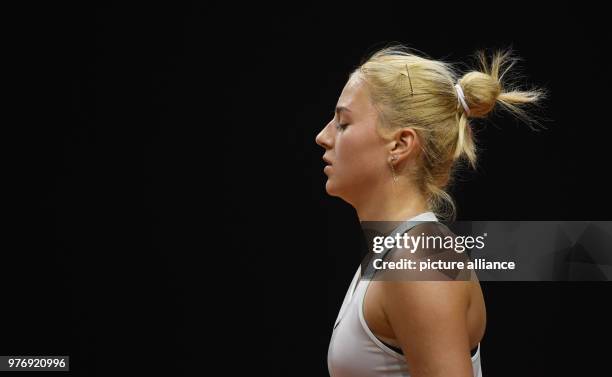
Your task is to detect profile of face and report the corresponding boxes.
[315,74,390,205]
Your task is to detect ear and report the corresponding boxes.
[389,128,420,162]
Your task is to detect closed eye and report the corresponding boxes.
[336,122,348,130]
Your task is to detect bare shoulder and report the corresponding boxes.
[380,222,475,339]
[380,280,471,321]
[380,280,475,377]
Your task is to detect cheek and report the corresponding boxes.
[336,128,384,175]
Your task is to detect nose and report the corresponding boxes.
[316,121,333,149]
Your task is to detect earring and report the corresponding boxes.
[389,155,399,183]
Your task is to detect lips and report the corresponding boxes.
[322,156,332,174]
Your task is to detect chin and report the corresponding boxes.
[325,180,348,201]
[325,180,341,197]
[325,180,336,195]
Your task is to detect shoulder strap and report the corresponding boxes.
[357,219,441,290]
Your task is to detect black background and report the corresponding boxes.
[4,2,611,376]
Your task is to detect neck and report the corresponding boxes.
[352,179,431,222]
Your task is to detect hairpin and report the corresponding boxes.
[398,64,415,96]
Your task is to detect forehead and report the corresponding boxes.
[336,74,372,114]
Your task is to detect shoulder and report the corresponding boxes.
[380,279,475,376]
[379,222,472,346]
[380,279,470,321]
[377,223,476,376]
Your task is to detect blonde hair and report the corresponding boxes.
[353,44,546,221]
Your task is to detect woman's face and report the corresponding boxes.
[315,75,390,204]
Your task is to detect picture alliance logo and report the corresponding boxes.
[372,232,488,254]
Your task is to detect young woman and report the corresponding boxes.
[316,45,543,377]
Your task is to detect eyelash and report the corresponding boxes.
[336,122,348,130]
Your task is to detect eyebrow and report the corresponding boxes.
[335,106,352,115]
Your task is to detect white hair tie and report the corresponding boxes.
[454,83,471,116]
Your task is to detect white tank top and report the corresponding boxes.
[327,211,483,377]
